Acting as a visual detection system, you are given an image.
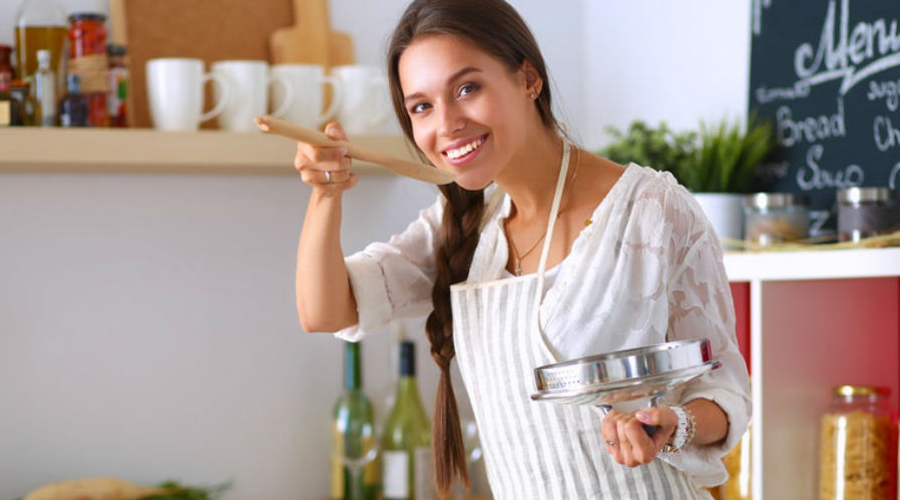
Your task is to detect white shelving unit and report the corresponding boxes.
[724,248,900,500]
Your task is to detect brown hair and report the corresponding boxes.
[387,0,557,494]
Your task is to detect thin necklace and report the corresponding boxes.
[507,147,580,276]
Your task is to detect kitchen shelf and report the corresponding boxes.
[725,246,900,500]
[724,247,900,281]
[0,127,416,175]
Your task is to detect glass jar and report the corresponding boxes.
[837,187,897,242]
[819,385,896,500]
[67,12,108,127]
[720,424,751,500]
[744,193,810,247]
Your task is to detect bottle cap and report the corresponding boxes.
[107,43,127,56]
[67,73,81,93]
[400,341,416,376]
[37,50,50,67]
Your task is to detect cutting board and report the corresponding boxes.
[269,0,355,69]
[110,0,294,128]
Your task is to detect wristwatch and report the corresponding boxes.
[660,405,696,454]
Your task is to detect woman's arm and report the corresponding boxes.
[295,122,360,333]
[598,398,728,467]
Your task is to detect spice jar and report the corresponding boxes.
[819,385,896,500]
[67,12,108,127]
[837,187,897,242]
[106,43,128,127]
[744,193,810,247]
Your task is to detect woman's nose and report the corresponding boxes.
[437,103,465,136]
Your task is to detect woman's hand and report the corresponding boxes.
[294,122,358,194]
[600,405,678,467]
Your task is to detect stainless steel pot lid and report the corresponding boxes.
[530,339,721,406]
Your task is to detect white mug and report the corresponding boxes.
[331,64,395,135]
[271,64,342,129]
[211,60,291,132]
[146,58,230,132]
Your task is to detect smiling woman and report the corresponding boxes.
[291,0,750,499]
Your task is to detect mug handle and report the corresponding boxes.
[366,76,393,131]
[269,73,294,119]
[318,75,342,125]
[199,72,230,124]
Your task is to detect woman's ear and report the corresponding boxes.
[520,60,543,99]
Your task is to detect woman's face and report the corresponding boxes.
[398,35,537,190]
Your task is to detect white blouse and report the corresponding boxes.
[333,164,751,487]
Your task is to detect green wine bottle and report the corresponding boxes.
[381,341,435,500]
[331,340,380,500]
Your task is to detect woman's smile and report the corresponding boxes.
[442,134,489,164]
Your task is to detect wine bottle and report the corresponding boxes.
[331,340,380,500]
[382,340,435,500]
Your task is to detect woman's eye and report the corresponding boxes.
[458,82,480,97]
[409,102,430,115]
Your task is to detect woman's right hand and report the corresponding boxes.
[294,122,358,193]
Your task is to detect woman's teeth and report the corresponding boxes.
[446,137,485,160]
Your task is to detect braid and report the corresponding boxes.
[426,183,484,494]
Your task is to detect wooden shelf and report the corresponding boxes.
[0,127,416,175]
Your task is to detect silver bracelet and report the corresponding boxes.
[660,405,696,454]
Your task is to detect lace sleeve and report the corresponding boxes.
[331,195,444,341]
[658,193,752,487]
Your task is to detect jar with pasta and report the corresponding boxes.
[720,423,751,500]
[819,385,896,500]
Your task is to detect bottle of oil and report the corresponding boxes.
[14,0,67,91]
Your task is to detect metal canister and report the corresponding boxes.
[743,193,810,247]
[837,187,897,242]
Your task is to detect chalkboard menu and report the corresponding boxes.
[749,0,900,234]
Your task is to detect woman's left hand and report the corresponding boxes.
[600,405,678,467]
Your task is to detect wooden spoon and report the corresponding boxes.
[254,116,455,185]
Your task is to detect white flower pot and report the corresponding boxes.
[693,193,745,249]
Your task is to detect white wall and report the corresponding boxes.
[584,1,751,146]
[0,1,751,499]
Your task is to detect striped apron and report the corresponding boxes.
[450,141,709,499]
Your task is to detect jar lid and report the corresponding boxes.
[837,186,893,204]
[745,192,805,209]
[68,12,107,22]
[833,385,891,397]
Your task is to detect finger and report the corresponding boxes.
[323,121,349,141]
[600,411,624,462]
[637,407,677,450]
[623,417,656,464]
[616,419,638,467]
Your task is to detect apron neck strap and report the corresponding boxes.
[535,139,571,288]
[532,138,571,363]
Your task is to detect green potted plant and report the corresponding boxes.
[599,120,697,178]
[598,115,774,247]
[679,114,774,245]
